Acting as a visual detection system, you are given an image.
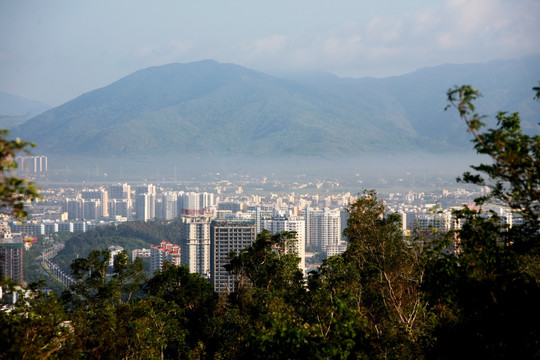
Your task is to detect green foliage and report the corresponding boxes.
[226,230,304,293]
[340,191,432,358]
[18,58,540,158]
[54,219,182,271]
[0,129,41,219]
[420,84,540,358]
[0,291,79,359]
[446,85,539,249]
[145,263,218,359]
[424,208,540,359]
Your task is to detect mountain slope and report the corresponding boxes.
[13,57,539,157]
[290,55,540,146]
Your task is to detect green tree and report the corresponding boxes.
[0,288,79,359]
[145,263,218,359]
[305,255,374,359]
[112,250,146,303]
[222,230,310,359]
[446,85,539,249]
[342,190,430,358]
[225,230,304,293]
[0,129,41,219]
[422,84,540,358]
[66,249,118,307]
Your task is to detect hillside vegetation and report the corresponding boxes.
[54,220,182,270]
[14,56,540,157]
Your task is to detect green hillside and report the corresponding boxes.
[54,220,182,271]
[13,57,540,157]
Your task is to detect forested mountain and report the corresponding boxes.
[13,55,540,157]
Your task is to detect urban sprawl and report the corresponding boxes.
[1,155,522,294]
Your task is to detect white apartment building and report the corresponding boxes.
[109,199,131,220]
[135,185,156,221]
[180,213,214,278]
[108,183,131,201]
[82,189,109,218]
[178,192,215,215]
[412,212,454,233]
[150,241,181,274]
[262,215,306,272]
[156,192,178,220]
[305,207,342,253]
[135,193,156,221]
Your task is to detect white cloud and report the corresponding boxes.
[239,0,540,77]
[253,35,287,55]
[323,34,362,59]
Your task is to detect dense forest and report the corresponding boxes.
[1,85,539,359]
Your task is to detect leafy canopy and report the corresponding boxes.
[0,129,41,219]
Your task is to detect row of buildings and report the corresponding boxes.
[62,184,215,222]
[147,216,298,293]
[15,155,48,174]
[5,182,523,293]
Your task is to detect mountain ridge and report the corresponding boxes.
[13,56,540,157]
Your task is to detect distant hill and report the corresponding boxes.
[13,56,540,157]
[0,91,51,129]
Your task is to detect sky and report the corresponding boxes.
[1,0,539,107]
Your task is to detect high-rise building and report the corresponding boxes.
[210,219,256,293]
[135,184,156,197]
[15,155,47,173]
[109,199,131,220]
[109,184,132,219]
[82,188,109,218]
[64,199,82,220]
[0,222,24,283]
[262,215,306,272]
[109,183,131,201]
[178,192,215,214]
[81,199,101,220]
[150,241,181,274]
[135,184,156,221]
[180,213,213,278]
[305,207,341,252]
[134,184,155,221]
[157,192,178,220]
[135,193,155,221]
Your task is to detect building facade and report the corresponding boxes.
[180,212,213,278]
[305,207,341,252]
[0,222,24,283]
[210,219,256,293]
[262,215,306,272]
[150,241,181,274]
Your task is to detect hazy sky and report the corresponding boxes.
[1,0,539,106]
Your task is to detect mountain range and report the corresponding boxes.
[11,55,540,158]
